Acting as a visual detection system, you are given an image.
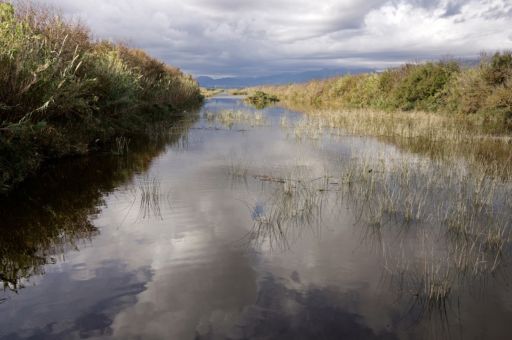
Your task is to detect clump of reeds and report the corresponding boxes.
[245,91,279,109]
[277,107,512,178]
[242,167,330,250]
[136,176,164,220]
[112,136,130,155]
[231,140,511,308]
[206,110,267,128]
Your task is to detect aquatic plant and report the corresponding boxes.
[206,109,267,128]
[136,176,165,221]
[245,91,279,109]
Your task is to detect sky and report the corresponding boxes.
[36,0,512,77]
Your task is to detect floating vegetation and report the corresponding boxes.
[245,91,279,109]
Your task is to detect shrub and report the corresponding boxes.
[482,51,512,86]
[0,2,202,193]
[391,62,460,111]
[252,52,511,124]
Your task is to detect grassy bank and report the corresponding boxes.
[0,2,203,193]
[251,53,512,131]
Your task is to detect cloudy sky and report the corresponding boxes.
[37,0,512,77]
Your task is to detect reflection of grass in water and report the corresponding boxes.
[228,159,250,178]
[282,109,512,178]
[244,168,329,251]
[337,156,512,309]
[135,176,167,221]
[112,136,131,155]
[218,105,511,312]
[146,119,198,146]
[231,150,511,310]
[0,115,197,290]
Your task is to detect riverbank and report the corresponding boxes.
[249,52,512,132]
[0,2,203,193]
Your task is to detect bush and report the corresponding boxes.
[391,62,460,111]
[253,52,511,125]
[482,52,512,86]
[0,2,203,193]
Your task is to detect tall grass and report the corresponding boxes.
[251,53,512,130]
[0,2,203,192]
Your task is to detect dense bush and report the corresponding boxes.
[245,90,279,108]
[0,2,203,192]
[391,62,460,111]
[254,52,512,127]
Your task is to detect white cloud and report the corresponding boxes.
[34,0,512,76]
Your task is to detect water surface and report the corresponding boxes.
[1,96,511,340]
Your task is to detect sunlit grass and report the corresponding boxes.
[204,109,267,128]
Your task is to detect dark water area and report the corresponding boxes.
[1,96,511,340]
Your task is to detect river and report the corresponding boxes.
[1,96,511,340]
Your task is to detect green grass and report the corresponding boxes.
[0,2,203,193]
[245,91,279,109]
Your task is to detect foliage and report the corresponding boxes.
[0,2,203,193]
[252,52,512,128]
[245,91,279,109]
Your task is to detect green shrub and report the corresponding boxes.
[482,52,512,86]
[391,62,460,111]
[0,2,202,193]
[254,52,511,125]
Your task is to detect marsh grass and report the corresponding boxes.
[228,159,250,178]
[205,109,267,129]
[0,1,202,192]
[251,53,512,125]
[245,91,279,109]
[236,166,332,250]
[215,92,512,310]
[134,176,168,221]
[335,153,512,308]
[276,108,512,179]
[228,139,511,309]
[112,136,130,155]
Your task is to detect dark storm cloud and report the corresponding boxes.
[35,0,512,77]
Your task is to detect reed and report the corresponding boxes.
[206,109,267,128]
[250,53,512,128]
[0,1,203,193]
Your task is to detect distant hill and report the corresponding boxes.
[197,68,375,88]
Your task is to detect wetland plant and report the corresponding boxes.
[245,91,279,109]
[136,176,165,220]
[112,136,130,155]
[206,110,267,128]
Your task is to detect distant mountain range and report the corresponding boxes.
[196,67,375,88]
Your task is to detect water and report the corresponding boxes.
[1,96,511,340]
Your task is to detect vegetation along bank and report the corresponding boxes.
[250,52,512,131]
[0,2,203,193]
